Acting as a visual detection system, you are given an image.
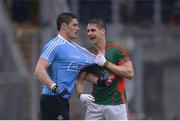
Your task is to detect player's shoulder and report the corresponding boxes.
[43,36,57,45]
[106,41,126,50]
[86,44,98,54]
[42,36,65,51]
[87,44,96,51]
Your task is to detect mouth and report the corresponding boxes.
[89,36,96,40]
[74,31,78,35]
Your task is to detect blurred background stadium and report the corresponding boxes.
[0,0,180,119]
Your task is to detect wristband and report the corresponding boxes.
[50,83,57,92]
[103,61,109,67]
[77,92,83,99]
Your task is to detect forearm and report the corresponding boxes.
[95,54,134,79]
[76,72,95,104]
[106,61,134,79]
[76,71,99,95]
[76,81,84,96]
[35,59,55,88]
[76,71,86,95]
[85,73,99,84]
[35,67,54,87]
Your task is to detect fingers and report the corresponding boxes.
[88,95,95,102]
[80,94,95,106]
[95,54,106,66]
[85,99,94,106]
[96,54,101,59]
[84,95,95,106]
[105,79,112,86]
[96,55,103,61]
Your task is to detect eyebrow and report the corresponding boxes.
[73,23,78,26]
[87,28,96,32]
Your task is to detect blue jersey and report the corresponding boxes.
[40,35,96,99]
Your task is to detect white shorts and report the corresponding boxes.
[85,102,128,120]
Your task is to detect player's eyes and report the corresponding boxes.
[73,24,78,27]
[87,29,96,32]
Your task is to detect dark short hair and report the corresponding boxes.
[56,12,77,31]
[87,18,106,30]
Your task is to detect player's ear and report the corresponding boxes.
[101,29,105,35]
[61,23,67,30]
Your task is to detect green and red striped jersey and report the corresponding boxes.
[86,42,130,105]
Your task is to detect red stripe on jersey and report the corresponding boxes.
[117,79,126,104]
[107,43,130,62]
[118,60,124,65]
[90,49,98,55]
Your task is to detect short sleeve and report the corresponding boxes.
[40,44,57,64]
[115,46,130,65]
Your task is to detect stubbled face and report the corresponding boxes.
[87,23,105,44]
[65,18,79,40]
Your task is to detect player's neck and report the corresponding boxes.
[96,39,106,55]
[58,31,72,42]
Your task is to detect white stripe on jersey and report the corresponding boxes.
[41,38,65,60]
[58,34,79,51]
[71,42,96,57]
[41,41,55,59]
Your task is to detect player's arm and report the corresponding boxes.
[35,59,55,88]
[95,55,134,79]
[76,70,100,95]
[76,68,114,105]
[76,71,86,96]
[35,58,67,95]
[76,71,96,105]
[106,60,134,79]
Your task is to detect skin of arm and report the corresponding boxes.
[76,60,134,95]
[76,71,99,95]
[35,59,55,88]
[105,60,134,80]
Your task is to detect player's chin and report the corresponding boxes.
[72,34,78,40]
[89,38,96,43]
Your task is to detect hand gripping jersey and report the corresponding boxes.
[86,42,130,105]
[40,35,96,99]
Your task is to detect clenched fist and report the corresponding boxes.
[95,54,108,67]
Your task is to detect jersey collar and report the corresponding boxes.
[57,34,67,41]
